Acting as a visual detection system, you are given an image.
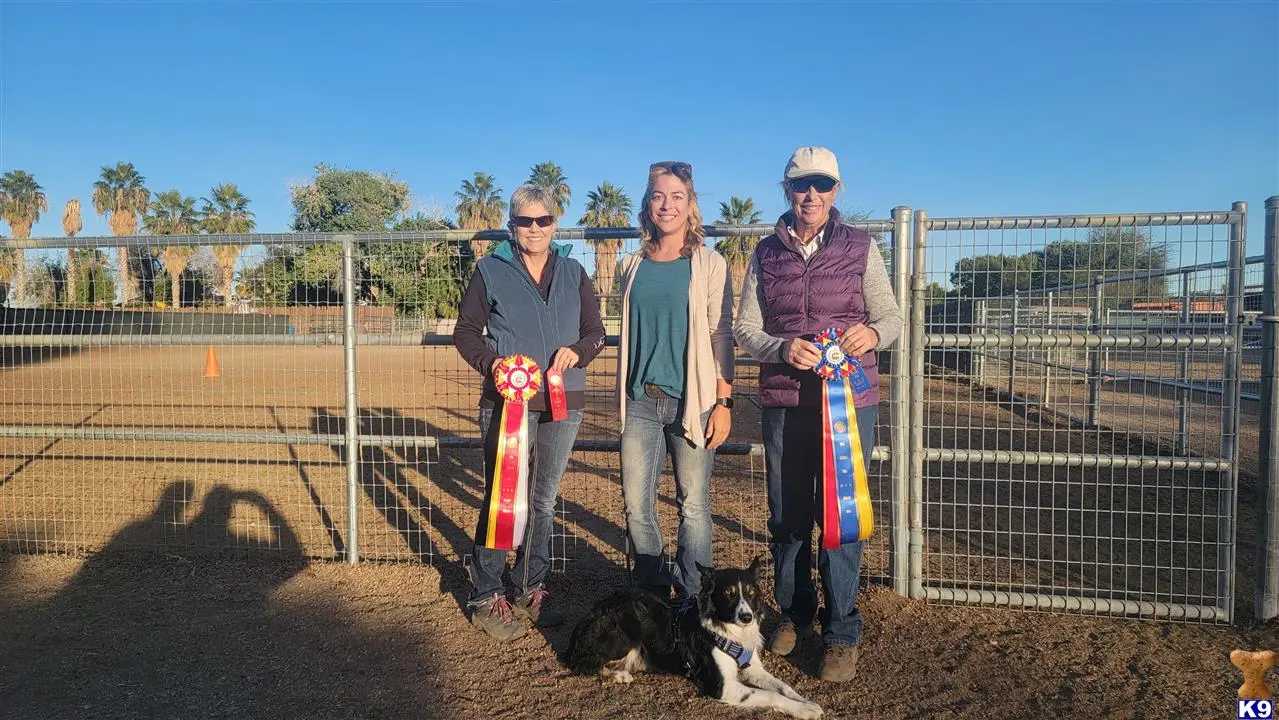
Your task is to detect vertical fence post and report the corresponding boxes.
[975,299,987,386]
[1043,292,1054,407]
[1177,271,1192,455]
[1087,275,1103,427]
[1259,195,1279,622]
[1008,292,1019,407]
[1221,201,1246,623]
[341,234,360,565]
[909,209,928,599]
[890,206,912,597]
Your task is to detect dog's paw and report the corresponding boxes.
[607,670,634,685]
[793,701,823,719]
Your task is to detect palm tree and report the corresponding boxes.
[0,170,49,306]
[91,162,150,305]
[62,199,84,305]
[200,183,255,307]
[527,161,571,218]
[713,196,762,312]
[144,190,200,307]
[454,172,506,261]
[578,181,632,317]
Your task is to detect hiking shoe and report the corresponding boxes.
[819,644,859,682]
[469,593,527,642]
[514,585,563,628]
[768,620,810,656]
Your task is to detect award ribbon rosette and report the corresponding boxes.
[482,354,542,551]
[812,328,875,549]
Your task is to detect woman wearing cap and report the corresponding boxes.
[733,146,902,683]
[614,160,735,602]
[453,183,607,642]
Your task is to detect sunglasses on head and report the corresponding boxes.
[788,176,838,194]
[650,160,693,179]
[511,215,555,228]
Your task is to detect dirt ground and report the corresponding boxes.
[2,549,1276,720]
[2,343,1278,719]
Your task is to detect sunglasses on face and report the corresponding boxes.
[650,160,693,179]
[511,215,555,228]
[788,176,838,194]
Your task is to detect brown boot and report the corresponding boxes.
[819,644,858,682]
[768,620,812,656]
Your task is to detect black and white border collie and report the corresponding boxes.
[563,558,822,719]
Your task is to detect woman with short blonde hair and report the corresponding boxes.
[453,183,607,641]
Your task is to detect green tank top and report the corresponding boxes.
[627,256,691,400]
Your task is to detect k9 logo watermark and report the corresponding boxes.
[1239,699,1273,719]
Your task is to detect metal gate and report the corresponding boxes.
[907,204,1248,622]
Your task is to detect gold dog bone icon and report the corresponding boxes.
[1231,649,1276,700]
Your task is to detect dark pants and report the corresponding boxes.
[763,404,877,648]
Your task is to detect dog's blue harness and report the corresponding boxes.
[674,598,754,670]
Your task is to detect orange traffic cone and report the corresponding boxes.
[204,346,221,378]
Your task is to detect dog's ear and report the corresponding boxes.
[747,555,762,581]
[697,562,716,593]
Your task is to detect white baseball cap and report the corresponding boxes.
[784,146,841,183]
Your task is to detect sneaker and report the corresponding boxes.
[469,593,527,642]
[768,620,811,656]
[514,585,563,628]
[819,644,859,682]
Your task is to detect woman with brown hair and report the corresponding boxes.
[613,161,735,601]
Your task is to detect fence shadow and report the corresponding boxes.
[0,480,452,719]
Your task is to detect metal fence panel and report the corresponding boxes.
[910,204,1248,622]
[0,220,906,591]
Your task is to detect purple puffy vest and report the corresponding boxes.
[756,217,880,409]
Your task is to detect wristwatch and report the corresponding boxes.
[715,397,734,409]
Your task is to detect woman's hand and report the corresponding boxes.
[550,347,580,371]
[705,405,731,449]
[783,337,822,370]
[838,324,879,358]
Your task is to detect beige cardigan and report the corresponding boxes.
[614,245,735,449]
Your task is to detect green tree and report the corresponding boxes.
[290,165,410,300]
[951,253,1041,298]
[713,196,762,313]
[144,190,200,307]
[527,161,571,218]
[71,248,115,306]
[579,181,632,317]
[363,213,463,319]
[23,256,63,307]
[0,170,49,305]
[950,228,1168,309]
[236,247,295,307]
[201,183,256,306]
[92,162,150,305]
[1031,228,1167,305]
[454,172,506,262]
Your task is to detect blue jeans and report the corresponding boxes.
[620,393,715,600]
[467,404,583,605]
[763,404,877,648]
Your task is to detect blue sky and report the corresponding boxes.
[2,1,1276,266]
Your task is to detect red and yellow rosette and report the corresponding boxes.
[482,354,542,551]
[812,328,874,549]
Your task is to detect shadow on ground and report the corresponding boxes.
[0,480,452,720]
